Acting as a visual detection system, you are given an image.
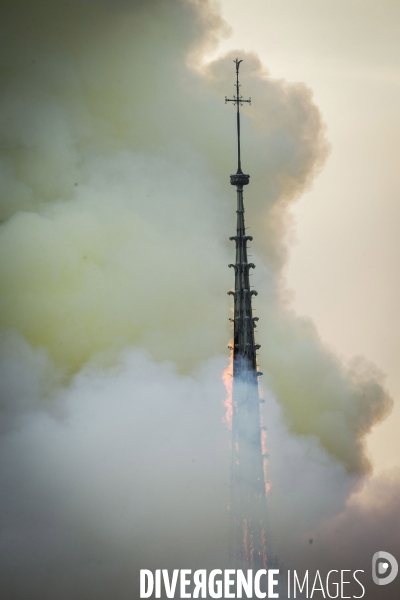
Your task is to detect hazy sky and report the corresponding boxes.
[215,0,400,471]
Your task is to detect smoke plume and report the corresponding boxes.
[0,0,398,598]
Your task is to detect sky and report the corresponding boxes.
[0,1,399,598]
[215,0,400,472]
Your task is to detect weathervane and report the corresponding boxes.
[225,58,251,175]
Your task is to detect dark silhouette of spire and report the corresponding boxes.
[226,59,269,571]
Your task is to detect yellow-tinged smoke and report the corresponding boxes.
[0,2,399,597]
[0,0,392,477]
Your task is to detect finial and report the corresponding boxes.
[225,59,251,175]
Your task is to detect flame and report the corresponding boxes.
[261,426,267,456]
[222,358,233,429]
[261,425,271,495]
[222,308,234,429]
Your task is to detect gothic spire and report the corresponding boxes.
[225,59,269,572]
[226,59,260,377]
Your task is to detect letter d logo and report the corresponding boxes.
[372,552,398,585]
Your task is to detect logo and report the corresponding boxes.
[372,552,398,586]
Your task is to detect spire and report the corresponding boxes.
[226,59,259,377]
[225,59,269,572]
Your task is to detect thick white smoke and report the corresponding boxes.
[0,0,398,598]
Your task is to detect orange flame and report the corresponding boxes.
[261,425,271,495]
[222,358,233,430]
[261,426,268,456]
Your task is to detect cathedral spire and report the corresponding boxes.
[225,59,269,572]
[226,59,259,377]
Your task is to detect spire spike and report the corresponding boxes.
[225,58,251,174]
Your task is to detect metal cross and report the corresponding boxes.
[225,58,251,174]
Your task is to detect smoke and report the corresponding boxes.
[0,0,398,598]
[0,343,398,598]
[0,346,232,598]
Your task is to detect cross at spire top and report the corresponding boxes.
[225,58,251,174]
